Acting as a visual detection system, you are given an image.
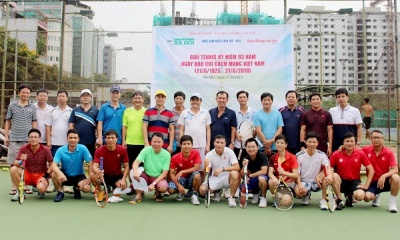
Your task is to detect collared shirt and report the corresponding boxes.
[172,106,185,147]
[34,102,53,143]
[178,108,211,148]
[122,106,147,145]
[143,107,175,149]
[279,106,305,149]
[97,102,126,145]
[269,151,298,183]
[6,100,37,141]
[54,144,92,176]
[170,150,202,178]
[45,106,72,146]
[330,148,370,180]
[253,109,284,150]
[209,107,237,148]
[300,108,333,153]
[94,145,129,176]
[16,144,53,174]
[362,145,397,181]
[296,150,329,183]
[234,107,256,148]
[329,104,363,151]
[69,105,99,145]
[136,146,171,177]
[205,147,238,177]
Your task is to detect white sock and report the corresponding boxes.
[390,195,397,203]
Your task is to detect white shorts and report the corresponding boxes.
[208,175,230,191]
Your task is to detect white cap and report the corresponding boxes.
[80,89,93,96]
[190,92,202,99]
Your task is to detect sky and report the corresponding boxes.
[80,1,388,82]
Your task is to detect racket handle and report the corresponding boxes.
[205,158,209,173]
[243,165,248,174]
[323,165,327,177]
[100,157,104,171]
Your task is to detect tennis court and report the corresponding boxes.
[0,170,397,240]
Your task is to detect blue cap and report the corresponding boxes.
[110,85,121,93]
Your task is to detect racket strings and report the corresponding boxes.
[274,185,294,211]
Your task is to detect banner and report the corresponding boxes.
[152,25,294,110]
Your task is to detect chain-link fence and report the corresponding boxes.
[0,1,399,148]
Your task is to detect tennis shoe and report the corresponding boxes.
[345,196,353,207]
[155,195,164,202]
[372,194,381,207]
[251,193,260,204]
[213,191,221,202]
[37,192,45,199]
[319,199,328,210]
[335,199,345,210]
[388,202,398,213]
[11,192,21,202]
[228,197,237,208]
[176,193,184,202]
[54,191,65,202]
[73,187,81,199]
[259,197,267,208]
[191,193,200,205]
[302,192,311,205]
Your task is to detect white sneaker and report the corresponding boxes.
[224,189,230,199]
[319,199,328,210]
[213,191,221,202]
[251,193,260,204]
[372,194,381,207]
[191,194,200,205]
[228,197,237,208]
[302,192,311,205]
[63,186,72,194]
[389,202,398,213]
[176,193,184,202]
[259,197,267,208]
[46,181,55,193]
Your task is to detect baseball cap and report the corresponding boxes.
[110,85,121,93]
[190,92,202,100]
[155,90,167,97]
[80,89,93,96]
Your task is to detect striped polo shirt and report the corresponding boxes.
[6,100,37,141]
[143,107,175,149]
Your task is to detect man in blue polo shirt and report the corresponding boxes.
[69,89,99,157]
[279,90,305,154]
[96,85,126,145]
[209,91,237,150]
[51,129,93,202]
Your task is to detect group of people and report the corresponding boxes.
[4,84,398,213]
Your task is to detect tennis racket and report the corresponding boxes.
[18,164,25,204]
[204,162,211,208]
[273,159,294,211]
[237,120,255,160]
[323,165,335,213]
[240,164,248,208]
[95,157,108,208]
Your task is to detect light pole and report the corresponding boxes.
[289,8,353,96]
[110,47,133,82]
[1,3,10,128]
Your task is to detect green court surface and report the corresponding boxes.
[0,170,398,240]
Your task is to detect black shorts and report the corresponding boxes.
[366,179,391,195]
[83,144,96,159]
[126,145,144,169]
[363,117,372,129]
[104,174,123,189]
[63,173,87,188]
[340,179,362,195]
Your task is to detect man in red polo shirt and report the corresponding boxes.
[268,134,299,196]
[362,129,399,213]
[167,135,201,205]
[90,129,129,202]
[10,128,53,201]
[330,132,374,210]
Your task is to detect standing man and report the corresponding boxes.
[234,90,256,162]
[295,132,332,209]
[130,133,171,204]
[361,98,374,139]
[329,88,363,152]
[46,90,72,156]
[51,129,93,202]
[279,90,305,154]
[142,90,174,153]
[96,85,126,145]
[330,132,374,209]
[34,89,53,145]
[171,91,185,155]
[167,135,202,205]
[10,129,53,201]
[254,92,284,156]
[5,84,37,195]
[122,91,146,193]
[300,93,333,156]
[69,89,99,157]
[209,91,237,150]
[362,129,399,213]
[91,129,129,201]
[199,135,240,208]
